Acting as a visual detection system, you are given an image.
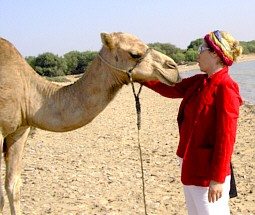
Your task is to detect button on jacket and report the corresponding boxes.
[144,67,242,186]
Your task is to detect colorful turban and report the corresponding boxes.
[204,30,234,66]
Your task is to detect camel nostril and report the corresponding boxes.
[165,61,177,70]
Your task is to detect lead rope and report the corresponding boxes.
[128,73,148,215]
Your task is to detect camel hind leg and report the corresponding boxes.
[0,133,5,214]
[4,127,30,215]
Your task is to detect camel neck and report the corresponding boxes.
[29,56,126,132]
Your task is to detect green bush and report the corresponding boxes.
[34,53,67,77]
[148,42,184,56]
[64,51,97,74]
[185,49,198,62]
[240,41,255,54]
[187,38,203,51]
[172,52,186,64]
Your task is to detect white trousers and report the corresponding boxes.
[179,158,231,215]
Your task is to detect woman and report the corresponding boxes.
[144,30,243,214]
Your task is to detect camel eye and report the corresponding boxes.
[129,52,142,59]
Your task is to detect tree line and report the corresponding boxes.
[25,39,255,77]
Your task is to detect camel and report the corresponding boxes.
[0,32,180,214]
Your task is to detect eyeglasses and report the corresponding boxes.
[198,45,210,54]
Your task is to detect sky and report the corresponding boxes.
[1,0,255,57]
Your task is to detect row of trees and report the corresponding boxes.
[26,51,97,77]
[25,39,255,77]
[148,38,203,64]
[240,40,255,54]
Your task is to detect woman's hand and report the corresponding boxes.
[208,180,223,203]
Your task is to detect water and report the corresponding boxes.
[181,60,255,104]
[230,61,255,104]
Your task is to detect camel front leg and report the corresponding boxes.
[0,134,5,214]
[4,127,30,215]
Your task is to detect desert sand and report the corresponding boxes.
[2,56,255,215]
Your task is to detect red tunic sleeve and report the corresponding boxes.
[143,74,205,98]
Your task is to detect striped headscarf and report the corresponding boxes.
[204,30,235,66]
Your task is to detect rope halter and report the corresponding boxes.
[98,48,151,82]
[98,47,150,214]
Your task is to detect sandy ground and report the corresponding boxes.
[238,54,255,63]
[2,56,255,215]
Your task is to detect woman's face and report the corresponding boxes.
[197,43,217,74]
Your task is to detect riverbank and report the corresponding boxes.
[238,53,255,63]
[178,54,255,73]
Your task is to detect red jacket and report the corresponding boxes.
[145,67,242,186]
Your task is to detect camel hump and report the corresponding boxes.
[0,37,24,60]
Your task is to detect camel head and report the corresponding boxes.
[100,32,181,85]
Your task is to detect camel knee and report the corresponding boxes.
[5,177,21,202]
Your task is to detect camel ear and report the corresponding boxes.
[101,33,114,49]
